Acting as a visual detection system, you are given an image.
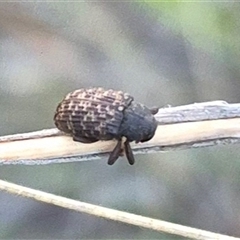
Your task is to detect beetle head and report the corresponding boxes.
[119,102,158,143]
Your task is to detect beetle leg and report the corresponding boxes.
[119,148,124,156]
[124,140,135,165]
[73,135,98,143]
[150,107,159,115]
[108,140,122,165]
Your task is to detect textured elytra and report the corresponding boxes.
[54,88,133,141]
[54,87,158,165]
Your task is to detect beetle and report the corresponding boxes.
[54,87,158,165]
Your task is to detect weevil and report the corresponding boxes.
[54,87,158,165]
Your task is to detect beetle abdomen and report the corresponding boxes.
[54,87,133,141]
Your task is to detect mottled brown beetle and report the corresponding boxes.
[54,87,158,165]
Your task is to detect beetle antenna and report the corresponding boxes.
[150,107,159,115]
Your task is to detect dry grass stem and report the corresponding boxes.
[1,101,240,165]
[0,179,239,240]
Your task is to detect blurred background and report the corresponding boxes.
[0,2,240,239]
